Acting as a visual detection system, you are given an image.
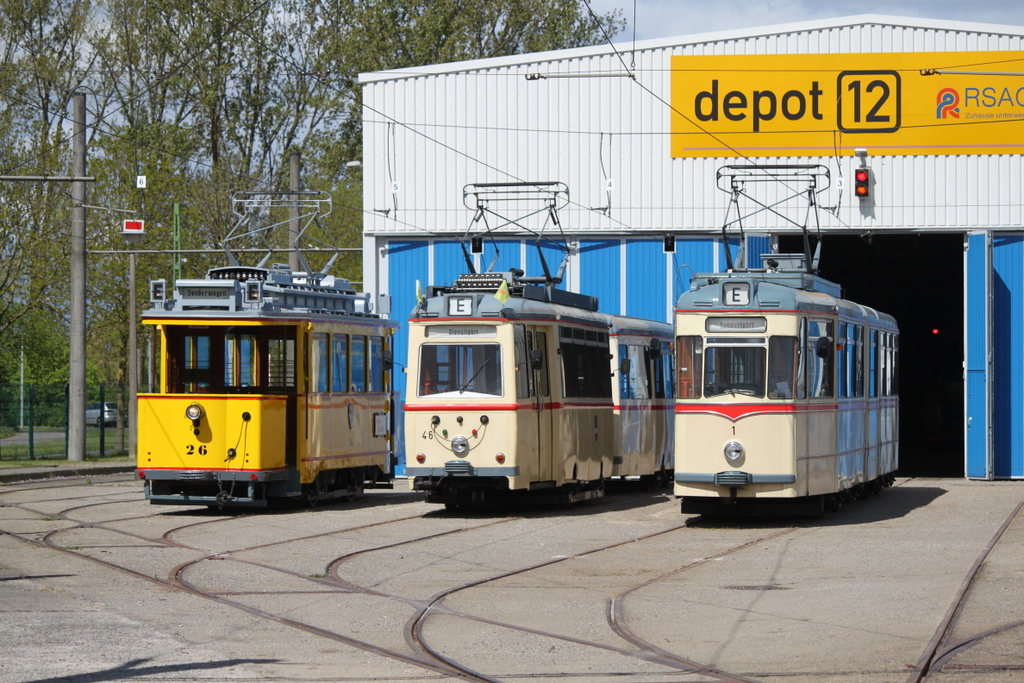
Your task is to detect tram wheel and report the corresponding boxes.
[444,502,460,511]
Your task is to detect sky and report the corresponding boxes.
[587,0,1024,43]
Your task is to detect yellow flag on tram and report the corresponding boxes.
[495,280,510,303]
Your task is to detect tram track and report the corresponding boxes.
[0,479,528,681]
[907,495,1024,682]
[3,477,1022,681]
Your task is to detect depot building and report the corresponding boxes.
[358,14,1024,479]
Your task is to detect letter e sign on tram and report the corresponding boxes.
[723,282,750,306]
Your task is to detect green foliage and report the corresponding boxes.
[0,0,622,384]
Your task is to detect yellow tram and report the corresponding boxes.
[673,256,898,515]
[136,265,397,507]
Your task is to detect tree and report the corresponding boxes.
[0,0,623,385]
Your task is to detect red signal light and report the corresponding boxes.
[854,168,871,198]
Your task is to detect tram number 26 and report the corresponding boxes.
[185,444,208,455]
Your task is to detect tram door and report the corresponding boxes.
[517,326,554,482]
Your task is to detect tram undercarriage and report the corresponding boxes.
[416,475,606,510]
[680,472,897,518]
[144,466,392,508]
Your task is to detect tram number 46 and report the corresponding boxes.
[185,444,208,455]
[836,70,901,134]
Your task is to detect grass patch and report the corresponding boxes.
[0,452,133,468]
[0,428,131,465]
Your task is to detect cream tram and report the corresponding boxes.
[405,270,674,508]
[674,256,898,515]
[136,264,398,507]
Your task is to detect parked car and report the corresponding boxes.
[85,402,118,427]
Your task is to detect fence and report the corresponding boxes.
[0,383,128,461]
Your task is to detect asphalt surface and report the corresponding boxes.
[1,467,1023,682]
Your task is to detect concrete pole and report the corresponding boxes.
[68,93,87,462]
[68,92,87,462]
[289,150,300,272]
[128,252,137,461]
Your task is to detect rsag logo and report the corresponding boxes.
[937,88,960,119]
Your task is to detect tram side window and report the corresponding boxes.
[266,332,296,391]
[559,326,611,399]
[891,335,899,395]
[147,328,163,392]
[879,332,899,397]
[676,336,703,398]
[514,325,533,398]
[332,335,348,392]
[370,336,384,392]
[653,343,674,399]
[805,320,834,399]
[837,323,865,399]
[767,337,799,399]
[869,330,878,397]
[853,325,865,397]
[181,333,212,392]
[224,332,259,391]
[351,335,367,392]
[838,323,849,398]
[312,333,329,393]
[533,331,549,397]
[619,345,651,399]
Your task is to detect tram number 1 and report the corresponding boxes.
[185,444,208,455]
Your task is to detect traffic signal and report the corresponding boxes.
[854,167,871,199]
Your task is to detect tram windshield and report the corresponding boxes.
[703,342,766,398]
[163,325,296,394]
[418,344,502,398]
[677,335,801,400]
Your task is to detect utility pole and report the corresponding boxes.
[68,92,87,462]
[289,150,300,272]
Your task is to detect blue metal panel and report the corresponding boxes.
[672,238,716,304]
[433,240,468,287]
[579,240,622,315]
[626,240,667,322]
[480,239,522,274]
[387,240,430,476]
[992,236,1024,478]
[718,237,743,271]
[525,240,568,288]
[965,233,991,479]
[746,235,771,269]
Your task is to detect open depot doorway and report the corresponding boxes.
[778,233,965,477]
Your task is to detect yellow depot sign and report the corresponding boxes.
[670,51,1024,158]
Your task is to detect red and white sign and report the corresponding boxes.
[123,219,144,234]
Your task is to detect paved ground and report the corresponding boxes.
[1,470,1022,683]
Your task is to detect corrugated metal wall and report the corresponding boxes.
[364,16,1024,479]
[361,17,1024,250]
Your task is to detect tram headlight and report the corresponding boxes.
[185,403,205,427]
[724,441,745,462]
[451,435,470,456]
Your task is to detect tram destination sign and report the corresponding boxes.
[670,51,1024,158]
[180,285,232,300]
